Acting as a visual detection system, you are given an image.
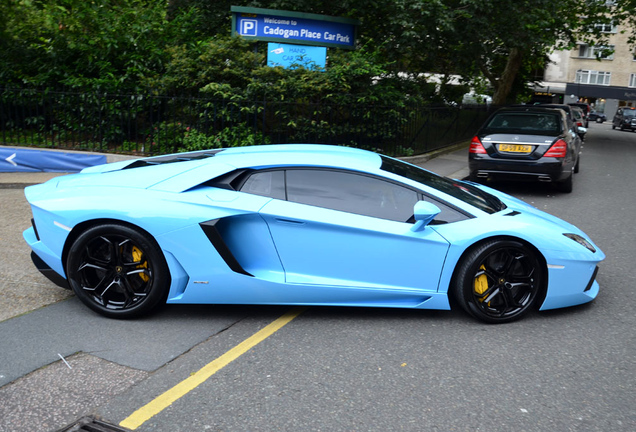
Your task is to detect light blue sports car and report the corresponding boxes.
[23,144,604,323]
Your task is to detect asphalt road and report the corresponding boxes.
[1,124,635,432]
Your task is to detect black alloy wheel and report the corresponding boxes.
[453,240,544,324]
[66,224,170,318]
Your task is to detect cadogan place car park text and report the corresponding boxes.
[23,144,604,324]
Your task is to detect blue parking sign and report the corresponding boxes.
[267,43,327,70]
[240,19,258,36]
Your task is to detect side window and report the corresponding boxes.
[286,169,419,223]
[239,170,285,200]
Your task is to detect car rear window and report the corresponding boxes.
[484,112,562,135]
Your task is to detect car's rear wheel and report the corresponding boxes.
[66,224,170,318]
[453,240,544,324]
[555,172,573,193]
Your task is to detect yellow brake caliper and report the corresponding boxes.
[132,246,149,282]
[474,265,489,302]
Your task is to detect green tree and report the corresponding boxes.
[437,0,621,104]
[0,0,199,92]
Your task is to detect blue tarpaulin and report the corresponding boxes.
[0,148,107,172]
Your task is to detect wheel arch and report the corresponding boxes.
[61,218,160,275]
[449,234,549,309]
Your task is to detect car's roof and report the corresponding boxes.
[493,106,564,113]
[535,103,573,112]
[85,144,382,174]
[217,144,382,170]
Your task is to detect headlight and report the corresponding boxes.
[563,233,596,253]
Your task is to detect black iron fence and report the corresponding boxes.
[0,88,493,157]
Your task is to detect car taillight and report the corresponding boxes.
[469,136,487,154]
[544,139,567,158]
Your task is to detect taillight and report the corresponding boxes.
[469,136,487,154]
[544,139,567,158]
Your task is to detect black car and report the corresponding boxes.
[612,107,636,131]
[535,103,580,125]
[570,106,587,140]
[469,106,582,193]
[588,110,607,123]
[568,102,591,127]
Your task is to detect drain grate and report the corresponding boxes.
[55,415,130,432]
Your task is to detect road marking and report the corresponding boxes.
[119,307,306,430]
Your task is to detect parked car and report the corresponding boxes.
[570,106,587,140]
[535,103,580,126]
[588,110,607,123]
[469,106,582,193]
[23,144,604,324]
[612,106,636,131]
[568,102,591,127]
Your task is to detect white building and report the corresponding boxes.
[537,22,636,118]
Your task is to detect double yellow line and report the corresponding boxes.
[120,307,306,430]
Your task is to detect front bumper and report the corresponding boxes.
[23,225,69,289]
[540,260,601,311]
[30,251,69,289]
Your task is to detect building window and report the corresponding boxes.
[578,44,614,60]
[575,70,611,85]
[592,22,617,33]
[630,74,636,88]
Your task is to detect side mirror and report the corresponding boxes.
[410,201,441,232]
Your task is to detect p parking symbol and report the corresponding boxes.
[240,19,257,36]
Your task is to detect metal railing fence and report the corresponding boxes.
[0,88,493,157]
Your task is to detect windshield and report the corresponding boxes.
[380,156,505,214]
[483,112,562,136]
[623,110,636,117]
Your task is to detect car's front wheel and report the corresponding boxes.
[453,240,544,324]
[66,224,170,318]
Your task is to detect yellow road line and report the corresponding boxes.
[120,307,306,430]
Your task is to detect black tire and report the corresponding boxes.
[574,156,580,174]
[66,224,170,318]
[612,124,615,129]
[452,240,544,324]
[555,172,573,193]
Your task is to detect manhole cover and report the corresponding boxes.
[55,415,130,432]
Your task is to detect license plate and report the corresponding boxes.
[498,144,532,153]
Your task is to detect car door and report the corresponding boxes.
[256,168,450,292]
